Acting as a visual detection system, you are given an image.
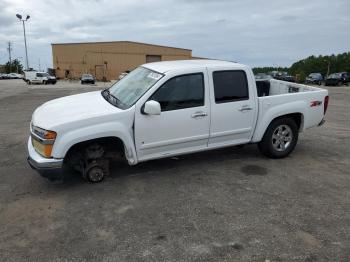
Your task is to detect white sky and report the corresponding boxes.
[0,0,349,70]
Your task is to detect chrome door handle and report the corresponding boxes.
[238,106,253,112]
[191,112,208,118]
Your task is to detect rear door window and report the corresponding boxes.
[213,71,249,103]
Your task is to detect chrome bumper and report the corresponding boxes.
[27,137,63,176]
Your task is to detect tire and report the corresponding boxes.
[258,117,299,158]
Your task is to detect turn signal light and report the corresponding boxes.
[43,144,53,157]
[44,131,57,140]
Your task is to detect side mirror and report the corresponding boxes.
[143,100,161,115]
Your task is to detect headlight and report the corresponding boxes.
[32,125,57,139]
[31,125,57,158]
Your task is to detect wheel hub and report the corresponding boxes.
[87,165,104,183]
[272,125,293,152]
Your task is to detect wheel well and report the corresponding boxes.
[64,137,125,161]
[274,113,303,130]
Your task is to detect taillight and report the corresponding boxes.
[324,95,329,115]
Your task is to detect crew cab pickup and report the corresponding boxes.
[27,60,329,182]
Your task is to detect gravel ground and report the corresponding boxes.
[0,79,349,262]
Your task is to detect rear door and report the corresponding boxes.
[207,68,257,147]
[134,69,210,161]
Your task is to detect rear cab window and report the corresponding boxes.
[212,70,249,103]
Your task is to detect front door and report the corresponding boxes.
[207,69,257,147]
[134,70,210,161]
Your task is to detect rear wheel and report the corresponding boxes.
[258,118,298,158]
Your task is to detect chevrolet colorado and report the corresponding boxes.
[27,60,329,182]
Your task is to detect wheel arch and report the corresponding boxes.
[252,112,304,143]
[52,122,138,165]
[64,136,126,161]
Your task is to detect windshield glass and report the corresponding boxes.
[82,74,93,79]
[106,67,163,109]
[37,73,49,77]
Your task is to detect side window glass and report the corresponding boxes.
[150,73,204,111]
[213,71,249,103]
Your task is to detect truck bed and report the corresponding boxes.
[251,79,328,142]
[255,79,324,97]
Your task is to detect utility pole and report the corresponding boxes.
[7,42,12,72]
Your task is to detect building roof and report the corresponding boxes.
[143,59,245,73]
[51,40,192,52]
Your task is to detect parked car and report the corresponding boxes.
[272,72,295,82]
[340,72,350,85]
[280,75,295,82]
[81,74,95,84]
[1,74,11,79]
[0,73,4,79]
[325,73,343,86]
[24,71,57,85]
[255,73,273,80]
[27,60,329,183]
[305,73,323,85]
[9,73,23,79]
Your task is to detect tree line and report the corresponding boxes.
[1,59,24,74]
[253,52,350,81]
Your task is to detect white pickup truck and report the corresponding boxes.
[27,60,329,182]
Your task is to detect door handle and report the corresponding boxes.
[191,112,208,118]
[238,106,253,112]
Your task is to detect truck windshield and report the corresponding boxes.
[105,67,163,109]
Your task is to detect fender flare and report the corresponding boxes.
[252,101,306,142]
[52,122,138,165]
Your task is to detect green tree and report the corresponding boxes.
[4,59,23,74]
[290,52,350,79]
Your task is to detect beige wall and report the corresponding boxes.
[52,41,192,80]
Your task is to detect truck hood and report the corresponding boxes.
[32,91,121,130]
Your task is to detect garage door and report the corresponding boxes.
[146,55,162,63]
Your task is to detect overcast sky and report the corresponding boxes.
[0,0,349,70]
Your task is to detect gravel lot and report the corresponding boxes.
[0,79,349,262]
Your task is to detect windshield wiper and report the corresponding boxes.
[102,89,125,108]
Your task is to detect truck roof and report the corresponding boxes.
[143,59,247,73]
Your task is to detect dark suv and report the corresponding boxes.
[340,72,350,85]
[305,73,323,85]
[325,72,349,86]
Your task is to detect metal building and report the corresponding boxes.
[51,41,192,81]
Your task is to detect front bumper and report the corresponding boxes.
[27,137,64,180]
